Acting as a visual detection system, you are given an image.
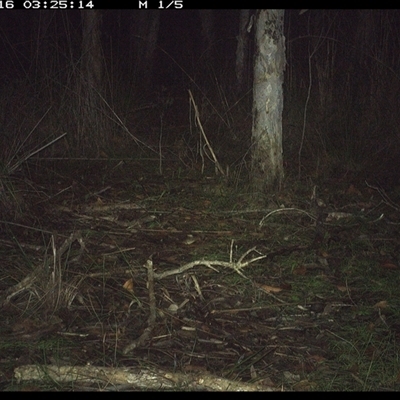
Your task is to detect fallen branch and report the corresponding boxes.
[123,247,266,354]
[366,181,400,212]
[123,259,157,354]
[14,364,276,391]
[153,247,266,280]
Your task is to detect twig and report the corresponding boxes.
[366,181,400,212]
[7,106,52,168]
[153,248,266,280]
[188,90,225,176]
[8,132,67,174]
[123,258,157,354]
[1,231,86,308]
[123,247,266,354]
[259,207,317,226]
[88,86,157,153]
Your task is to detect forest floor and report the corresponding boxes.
[1,156,400,391]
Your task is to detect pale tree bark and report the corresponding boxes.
[251,9,285,195]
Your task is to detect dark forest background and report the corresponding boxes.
[0,9,399,188]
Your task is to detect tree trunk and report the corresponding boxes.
[33,11,53,79]
[199,10,215,62]
[75,10,106,156]
[251,9,285,196]
[235,9,251,93]
[131,10,160,88]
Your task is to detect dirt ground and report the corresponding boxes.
[1,158,400,391]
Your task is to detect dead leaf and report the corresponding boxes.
[380,260,398,270]
[346,184,361,196]
[325,211,353,221]
[368,322,376,331]
[182,364,207,373]
[123,278,134,293]
[162,255,180,264]
[258,284,283,293]
[365,345,380,360]
[336,285,348,292]
[348,363,359,374]
[292,379,317,391]
[167,304,179,313]
[319,250,329,258]
[182,235,196,245]
[308,354,326,363]
[373,300,388,309]
[293,266,307,275]
[357,202,373,209]
[283,371,300,383]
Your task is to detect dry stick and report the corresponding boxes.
[229,239,234,263]
[366,181,400,212]
[6,106,52,171]
[188,90,225,176]
[8,132,67,174]
[259,207,317,227]
[159,113,163,174]
[123,259,157,354]
[158,46,229,127]
[123,248,265,354]
[1,231,86,307]
[49,234,61,311]
[0,220,54,234]
[93,89,158,154]
[153,250,266,281]
[298,34,323,178]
